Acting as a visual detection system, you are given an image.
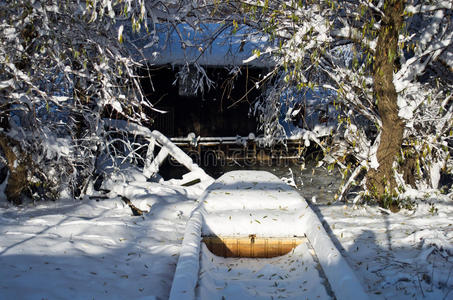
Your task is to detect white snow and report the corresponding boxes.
[0,191,197,299]
[168,210,203,300]
[0,168,452,299]
[429,161,442,190]
[0,163,209,299]
[196,242,330,300]
[0,79,14,90]
[316,195,453,299]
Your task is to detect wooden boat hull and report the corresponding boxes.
[202,235,307,258]
[169,171,368,300]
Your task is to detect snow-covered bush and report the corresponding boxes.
[0,0,246,203]
[0,0,154,203]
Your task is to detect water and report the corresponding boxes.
[204,162,343,205]
[159,156,343,204]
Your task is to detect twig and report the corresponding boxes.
[431,253,435,292]
[444,288,452,300]
[89,195,109,200]
[418,274,425,298]
[121,196,145,216]
[337,164,365,203]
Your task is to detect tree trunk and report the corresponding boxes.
[366,0,405,207]
[0,133,29,205]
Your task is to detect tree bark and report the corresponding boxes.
[367,0,405,206]
[0,133,29,205]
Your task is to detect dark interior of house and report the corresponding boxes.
[140,65,268,137]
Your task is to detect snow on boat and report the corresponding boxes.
[169,171,368,300]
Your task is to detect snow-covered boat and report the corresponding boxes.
[169,171,368,300]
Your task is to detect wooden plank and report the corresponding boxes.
[202,235,307,258]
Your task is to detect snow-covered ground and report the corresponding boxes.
[0,167,452,299]
[0,178,199,300]
[315,196,453,300]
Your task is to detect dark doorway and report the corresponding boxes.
[141,65,267,137]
